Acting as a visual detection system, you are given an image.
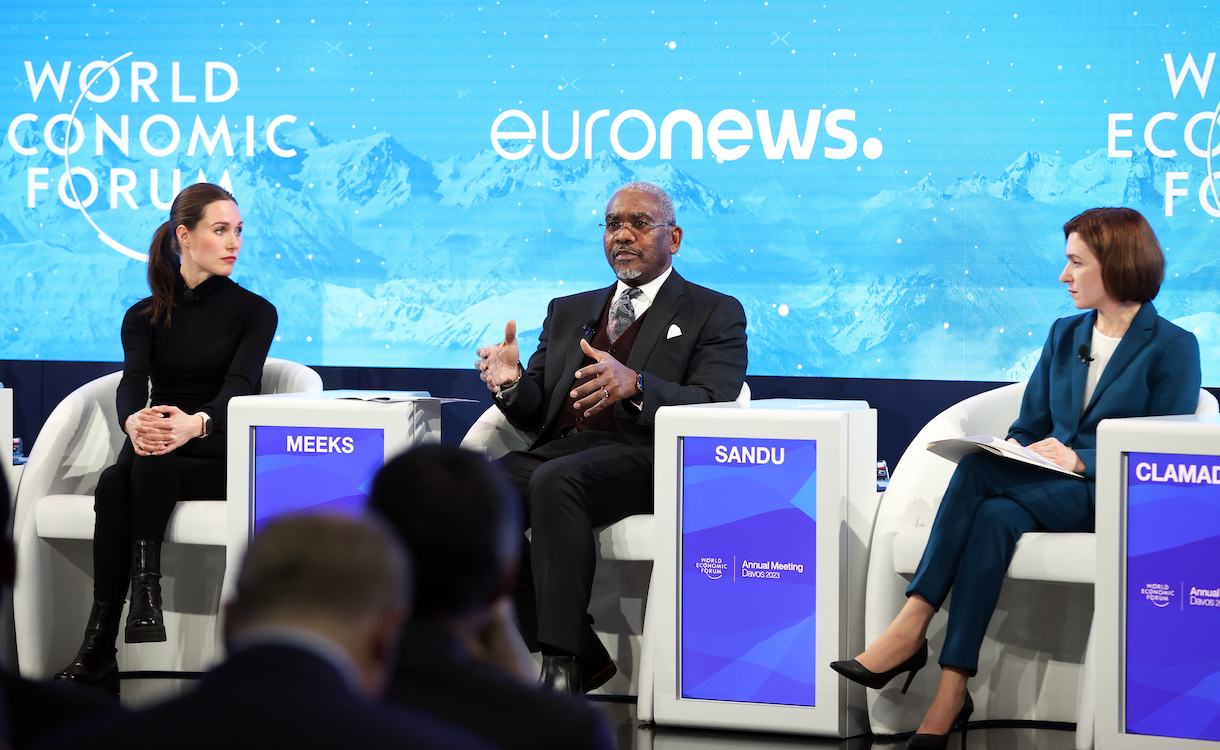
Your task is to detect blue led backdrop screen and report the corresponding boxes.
[1125,452,1220,742]
[2,1,1219,382]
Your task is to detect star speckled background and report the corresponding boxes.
[2,1,1219,383]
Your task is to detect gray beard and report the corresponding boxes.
[615,266,643,281]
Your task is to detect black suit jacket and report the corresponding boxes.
[498,270,748,463]
[0,670,123,749]
[40,645,494,750]
[385,623,615,750]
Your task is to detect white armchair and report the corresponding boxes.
[12,358,322,699]
[865,383,1218,749]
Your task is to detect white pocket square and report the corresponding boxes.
[666,324,682,340]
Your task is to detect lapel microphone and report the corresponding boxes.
[1078,344,1094,365]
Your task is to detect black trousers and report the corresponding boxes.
[92,440,226,601]
[496,431,653,657]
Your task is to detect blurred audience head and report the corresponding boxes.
[226,513,411,696]
[1064,207,1165,303]
[369,445,521,623]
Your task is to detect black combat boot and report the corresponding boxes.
[55,599,123,695]
[125,539,167,643]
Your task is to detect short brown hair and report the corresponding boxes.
[1063,207,1164,302]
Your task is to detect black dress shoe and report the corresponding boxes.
[125,539,167,643]
[582,660,617,693]
[581,626,617,693]
[540,654,582,697]
[907,691,973,749]
[55,599,123,696]
[830,638,928,694]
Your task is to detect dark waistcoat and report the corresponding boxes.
[543,295,647,442]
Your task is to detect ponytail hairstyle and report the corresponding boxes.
[146,183,238,325]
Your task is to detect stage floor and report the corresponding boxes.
[589,697,1077,750]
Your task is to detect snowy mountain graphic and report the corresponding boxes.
[868,147,1196,209]
[1,126,1216,383]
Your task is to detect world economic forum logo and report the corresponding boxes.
[11,53,299,261]
[1109,52,1220,219]
[696,556,728,580]
[1139,582,1176,608]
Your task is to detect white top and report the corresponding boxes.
[612,265,673,320]
[1083,326,1122,412]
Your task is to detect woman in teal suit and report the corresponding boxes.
[832,207,1202,749]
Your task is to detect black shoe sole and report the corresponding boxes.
[582,661,617,693]
[54,670,120,697]
[124,625,167,643]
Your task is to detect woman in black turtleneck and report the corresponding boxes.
[55,183,277,693]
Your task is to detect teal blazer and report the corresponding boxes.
[1007,302,1202,480]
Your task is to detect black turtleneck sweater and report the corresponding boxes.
[116,274,278,448]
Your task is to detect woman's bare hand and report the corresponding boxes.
[125,406,203,456]
[1026,437,1085,472]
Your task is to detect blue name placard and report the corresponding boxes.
[680,436,818,707]
[1125,451,1220,741]
[252,425,385,534]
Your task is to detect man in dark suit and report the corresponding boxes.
[476,181,749,692]
[372,446,615,750]
[44,514,494,750]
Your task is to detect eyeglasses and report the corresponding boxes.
[600,219,675,234]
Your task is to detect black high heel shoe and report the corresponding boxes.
[907,691,973,750]
[830,638,928,694]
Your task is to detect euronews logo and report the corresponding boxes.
[490,108,884,163]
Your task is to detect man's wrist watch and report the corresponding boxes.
[198,413,213,438]
[634,371,645,400]
[494,364,524,402]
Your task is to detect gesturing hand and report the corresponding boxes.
[570,339,639,416]
[476,320,521,394]
[1025,437,1085,473]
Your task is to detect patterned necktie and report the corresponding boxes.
[608,288,643,343]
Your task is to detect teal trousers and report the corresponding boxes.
[907,451,1094,673]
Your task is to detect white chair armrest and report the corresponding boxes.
[33,495,98,540]
[33,496,226,547]
[460,405,535,459]
[163,501,227,546]
[261,358,323,395]
[596,514,655,561]
[892,527,1096,585]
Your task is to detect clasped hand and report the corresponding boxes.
[1007,436,1085,473]
[125,406,201,457]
